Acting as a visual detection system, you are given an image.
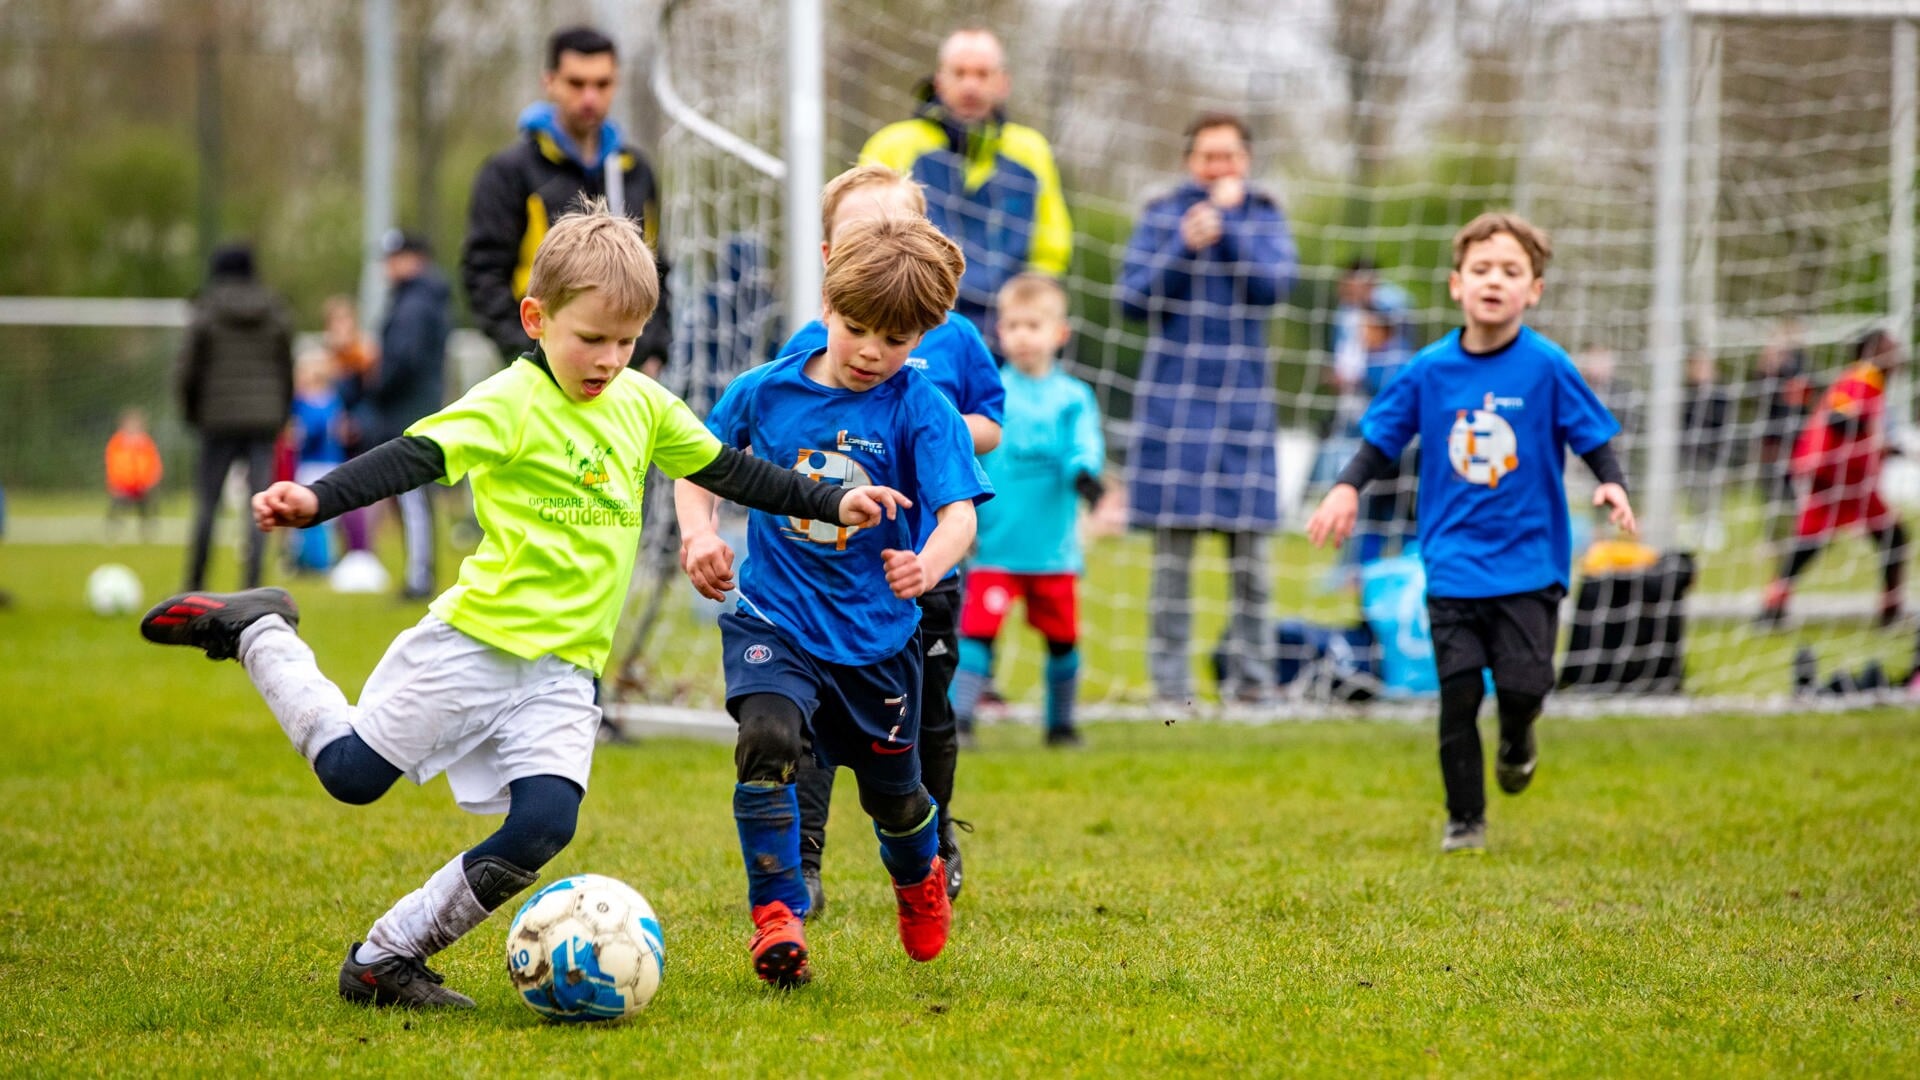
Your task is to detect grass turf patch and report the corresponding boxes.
[3,541,1919,1076]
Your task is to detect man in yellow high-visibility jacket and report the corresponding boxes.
[861,28,1072,350]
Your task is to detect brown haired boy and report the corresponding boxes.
[676,215,990,988]
[1307,211,1638,854]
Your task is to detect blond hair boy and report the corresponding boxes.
[141,202,905,1010]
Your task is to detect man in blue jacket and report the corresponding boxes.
[1119,112,1297,707]
[372,229,451,600]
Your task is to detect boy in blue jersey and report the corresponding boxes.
[783,164,1006,912]
[1307,212,1639,854]
[952,274,1124,747]
[675,216,988,988]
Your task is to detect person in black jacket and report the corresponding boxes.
[375,229,452,599]
[462,25,669,372]
[178,242,294,591]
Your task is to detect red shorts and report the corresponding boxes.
[959,570,1079,645]
[1797,490,1895,539]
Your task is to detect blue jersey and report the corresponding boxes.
[706,350,990,665]
[782,312,1004,568]
[1359,327,1619,599]
[975,366,1105,574]
[292,389,346,466]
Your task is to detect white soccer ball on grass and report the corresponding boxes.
[506,873,664,1022]
[85,563,144,617]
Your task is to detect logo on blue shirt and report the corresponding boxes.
[836,431,887,455]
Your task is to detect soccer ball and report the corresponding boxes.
[506,874,664,1022]
[328,549,391,594]
[85,563,144,616]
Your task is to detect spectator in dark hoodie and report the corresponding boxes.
[461,25,669,372]
[372,229,452,599]
[178,241,294,591]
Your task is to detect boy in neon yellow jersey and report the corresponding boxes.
[140,202,908,1010]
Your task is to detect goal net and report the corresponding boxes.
[613,0,1920,723]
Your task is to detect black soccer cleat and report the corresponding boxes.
[139,587,299,661]
[938,818,972,902]
[1442,818,1488,854]
[338,943,476,1009]
[1495,726,1538,795]
[801,866,827,921]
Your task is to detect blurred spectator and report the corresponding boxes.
[860,27,1071,349]
[1348,304,1417,567]
[1762,329,1909,628]
[321,295,375,555]
[463,25,669,372]
[104,406,163,542]
[1314,260,1411,487]
[1581,344,1646,447]
[288,349,347,572]
[1754,318,1812,545]
[372,229,452,600]
[1119,111,1297,705]
[1681,348,1732,550]
[177,241,293,591]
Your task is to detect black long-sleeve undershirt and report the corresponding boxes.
[309,436,852,526]
[1074,470,1107,508]
[1332,439,1627,493]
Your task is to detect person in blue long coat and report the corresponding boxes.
[1119,112,1297,705]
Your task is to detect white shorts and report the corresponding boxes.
[352,615,599,814]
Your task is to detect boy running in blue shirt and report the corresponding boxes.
[676,216,987,988]
[952,274,1124,747]
[139,204,902,1008]
[782,164,1007,912]
[1307,212,1638,854]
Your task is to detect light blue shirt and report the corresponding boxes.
[974,366,1105,574]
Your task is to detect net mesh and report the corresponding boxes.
[620,1,1920,717]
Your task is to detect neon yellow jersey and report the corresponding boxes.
[407,356,722,673]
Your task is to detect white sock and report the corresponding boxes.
[360,854,488,963]
[237,615,353,764]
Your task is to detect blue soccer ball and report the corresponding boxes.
[506,874,664,1022]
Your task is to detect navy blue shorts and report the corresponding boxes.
[719,612,924,796]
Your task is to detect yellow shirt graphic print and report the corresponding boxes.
[1447,393,1520,488]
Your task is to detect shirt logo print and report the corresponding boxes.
[784,448,874,550]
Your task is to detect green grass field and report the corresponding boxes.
[5,536,1920,1076]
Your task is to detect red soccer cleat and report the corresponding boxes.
[894,856,952,962]
[749,901,811,988]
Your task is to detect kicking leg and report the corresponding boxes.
[858,778,948,963]
[732,693,811,987]
[1493,687,1545,795]
[916,581,965,900]
[793,753,834,916]
[342,775,579,1009]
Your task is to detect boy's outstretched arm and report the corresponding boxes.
[682,446,910,530]
[1580,441,1638,536]
[253,434,446,531]
[883,499,976,600]
[1305,441,1396,548]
